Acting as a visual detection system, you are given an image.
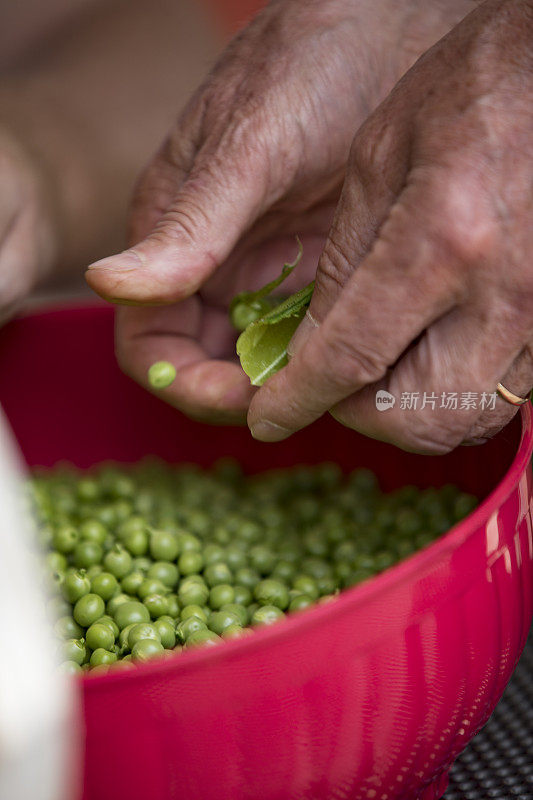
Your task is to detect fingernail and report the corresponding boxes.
[250,419,291,442]
[87,250,143,272]
[287,309,319,359]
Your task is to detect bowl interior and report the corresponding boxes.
[2,306,531,800]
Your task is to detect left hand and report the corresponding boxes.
[248,0,533,453]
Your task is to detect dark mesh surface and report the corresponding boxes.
[444,629,533,800]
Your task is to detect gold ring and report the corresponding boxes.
[496,382,530,406]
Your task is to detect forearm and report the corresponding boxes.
[0,0,219,278]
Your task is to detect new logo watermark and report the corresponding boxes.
[375,390,396,411]
[375,390,499,412]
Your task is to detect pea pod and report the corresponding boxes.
[229,238,304,332]
[231,240,315,386]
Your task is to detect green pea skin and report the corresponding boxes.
[118,623,137,651]
[60,638,86,665]
[118,516,147,538]
[180,605,208,623]
[316,576,337,596]
[121,571,145,595]
[288,594,314,613]
[166,594,180,618]
[90,648,118,667]
[150,530,179,562]
[208,610,242,636]
[62,570,91,604]
[112,659,136,671]
[209,584,235,610]
[86,565,104,580]
[91,572,119,602]
[234,567,260,590]
[292,575,319,601]
[132,556,152,573]
[233,585,253,607]
[147,561,179,589]
[103,545,133,579]
[176,533,201,553]
[154,618,176,649]
[128,622,161,650]
[59,661,83,675]
[251,605,285,626]
[138,577,168,600]
[224,545,247,571]
[148,361,176,389]
[77,479,100,502]
[122,529,149,557]
[218,603,248,627]
[73,593,105,627]
[178,582,209,607]
[85,622,115,652]
[52,524,78,554]
[254,579,289,610]
[185,630,221,649]
[79,519,107,545]
[177,551,204,576]
[249,546,277,575]
[73,541,103,569]
[54,616,84,640]
[202,544,225,566]
[114,601,150,630]
[271,560,296,583]
[176,617,207,644]
[143,593,170,619]
[221,624,250,640]
[106,593,132,616]
[131,638,165,662]
[204,563,233,588]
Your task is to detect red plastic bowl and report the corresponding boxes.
[0,305,531,800]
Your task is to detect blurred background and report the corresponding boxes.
[0,0,265,313]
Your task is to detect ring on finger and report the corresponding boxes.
[496,382,530,407]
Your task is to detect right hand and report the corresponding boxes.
[0,127,58,326]
[86,0,477,423]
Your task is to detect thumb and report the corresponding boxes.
[85,143,271,305]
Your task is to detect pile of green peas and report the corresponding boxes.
[29,459,477,674]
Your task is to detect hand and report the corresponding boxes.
[248,0,533,452]
[0,127,57,325]
[86,0,476,423]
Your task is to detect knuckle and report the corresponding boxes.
[414,169,499,265]
[150,185,213,250]
[317,323,388,389]
[349,116,396,181]
[317,235,354,296]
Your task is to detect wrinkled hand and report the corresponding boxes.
[0,128,57,325]
[249,0,533,452]
[86,0,474,423]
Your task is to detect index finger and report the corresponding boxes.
[116,304,255,424]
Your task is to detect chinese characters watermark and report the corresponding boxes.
[375,391,498,412]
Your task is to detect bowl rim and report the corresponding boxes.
[82,403,532,688]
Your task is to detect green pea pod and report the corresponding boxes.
[229,238,303,332]
[236,280,314,386]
